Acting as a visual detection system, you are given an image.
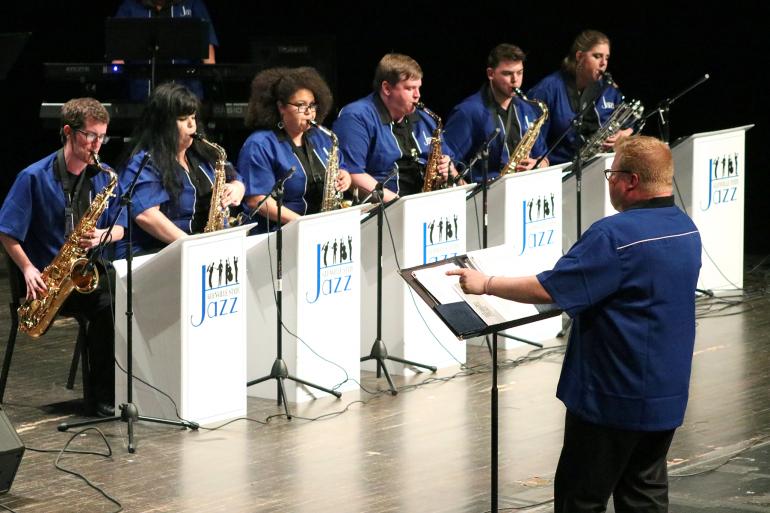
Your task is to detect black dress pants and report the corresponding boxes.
[62,265,115,408]
[554,410,675,513]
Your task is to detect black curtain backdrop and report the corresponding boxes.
[1,1,767,251]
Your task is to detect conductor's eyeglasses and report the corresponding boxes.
[286,102,319,114]
[604,168,634,181]
[76,129,110,144]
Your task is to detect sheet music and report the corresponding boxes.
[411,262,465,305]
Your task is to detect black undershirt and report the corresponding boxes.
[564,71,601,145]
[180,151,213,233]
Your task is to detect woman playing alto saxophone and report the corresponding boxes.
[114,82,245,257]
[237,67,352,233]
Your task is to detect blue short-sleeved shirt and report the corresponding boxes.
[0,151,125,271]
[237,128,342,232]
[528,70,625,165]
[444,86,548,182]
[114,149,240,257]
[333,93,454,195]
[537,197,702,431]
[114,0,219,100]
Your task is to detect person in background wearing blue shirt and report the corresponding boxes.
[237,67,352,232]
[444,44,549,182]
[116,82,245,257]
[333,53,459,201]
[528,30,633,165]
[0,98,125,417]
[114,0,218,100]
[449,135,702,513]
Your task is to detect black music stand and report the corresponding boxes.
[105,17,207,93]
[0,33,29,80]
[400,257,561,513]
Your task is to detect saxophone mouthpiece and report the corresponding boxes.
[91,151,102,166]
[308,120,318,127]
[191,132,204,141]
[414,101,424,110]
[513,87,525,99]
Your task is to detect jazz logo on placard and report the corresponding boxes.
[422,214,461,264]
[306,235,354,304]
[701,153,740,211]
[519,193,556,256]
[190,256,240,327]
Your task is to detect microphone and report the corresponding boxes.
[249,167,297,219]
[602,71,617,88]
[276,166,296,190]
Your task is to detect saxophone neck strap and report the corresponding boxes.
[54,148,94,235]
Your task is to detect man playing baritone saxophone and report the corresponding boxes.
[333,53,459,200]
[444,44,549,183]
[0,98,126,417]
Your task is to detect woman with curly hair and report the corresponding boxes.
[237,66,351,231]
[116,82,245,256]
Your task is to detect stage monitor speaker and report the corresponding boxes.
[0,406,24,494]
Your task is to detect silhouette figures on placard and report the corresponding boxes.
[332,240,338,264]
[217,259,224,286]
[445,216,453,239]
[453,214,458,239]
[340,237,348,262]
[438,218,444,242]
[207,263,214,289]
[543,195,550,217]
[429,220,435,244]
[528,199,533,221]
[322,242,329,267]
[550,193,555,215]
[734,153,739,176]
[225,259,233,284]
[233,256,239,283]
[347,236,353,260]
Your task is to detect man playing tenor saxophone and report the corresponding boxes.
[0,98,124,417]
[444,44,549,183]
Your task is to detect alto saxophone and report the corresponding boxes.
[500,88,549,175]
[193,133,231,233]
[578,99,644,162]
[18,152,118,338]
[309,120,350,212]
[415,102,446,193]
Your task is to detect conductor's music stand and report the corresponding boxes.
[105,17,207,92]
[401,256,561,513]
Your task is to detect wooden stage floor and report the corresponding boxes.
[0,257,768,513]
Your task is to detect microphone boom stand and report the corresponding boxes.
[247,177,341,419]
[361,183,437,395]
[58,153,198,453]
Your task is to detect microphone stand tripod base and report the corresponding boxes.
[361,338,438,396]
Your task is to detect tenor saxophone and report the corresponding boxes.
[18,152,117,338]
[500,89,549,175]
[415,102,446,193]
[309,120,349,212]
[193,133,231,232]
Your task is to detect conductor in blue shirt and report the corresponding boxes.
[449,135,702,513]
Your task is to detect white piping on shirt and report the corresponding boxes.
[616,230,699,251]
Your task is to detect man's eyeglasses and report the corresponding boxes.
[604,168,635,181]
[286,102,319,114]
[76,129,110,144]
